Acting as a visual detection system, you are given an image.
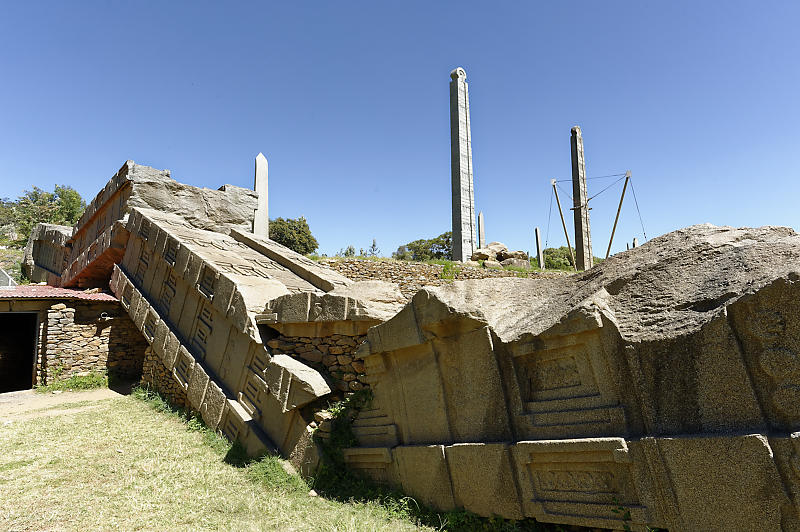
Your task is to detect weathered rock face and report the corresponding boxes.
[348,224,800,531]
[126,170,258,235]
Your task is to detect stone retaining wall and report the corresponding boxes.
[266,333,367,399]
[319,258,566,300]
[42,300,147,384]
[140,346,189,408]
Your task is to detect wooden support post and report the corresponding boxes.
[605,171,631,259]
[551,180,577,271]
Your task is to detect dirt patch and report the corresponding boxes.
[0,388,124,424]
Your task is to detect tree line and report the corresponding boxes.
[0,185,86,248]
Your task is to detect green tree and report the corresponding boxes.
[396,232,452,261]
[0,198,13,227]
[12,185,86,245]
[337,245,355,257]
[392,245,411,260]
[53,185,85,226]
[268,216,319,255]
[367,238,380,257]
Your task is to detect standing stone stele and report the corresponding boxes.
[633,237,639,248]
[570,126,593,270]
[478,212,486,249]
[253,152,269,238]
[535,227,544,270]
[450,67,477,262]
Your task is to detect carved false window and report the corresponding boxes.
[133,247,150,285]
[163,238,178,265]
[190,302,213,359]
[157,271,177,316]
[198,266,216,299]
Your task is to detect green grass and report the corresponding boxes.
[0,388,429,531]
[35,371,108,393]
[2,383,572,531]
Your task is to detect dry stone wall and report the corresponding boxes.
[319,258,565,300]
[41,300,146,384]
[266,333,368,398]
[141,346,189,408]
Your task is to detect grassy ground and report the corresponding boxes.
[0,392,430,531]
[35,370,108,393]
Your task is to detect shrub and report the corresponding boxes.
[269,217,319,255]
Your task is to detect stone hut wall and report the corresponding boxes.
[41,300,147,384]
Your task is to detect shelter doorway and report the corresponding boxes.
[0,313,37,393]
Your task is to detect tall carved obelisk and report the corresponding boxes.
[449,67,476,262]
[253,152,269,238]
[570,126,593,270]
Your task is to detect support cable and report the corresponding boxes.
[629,177,648,240]
[545,185,554,248]
[555,172,627,183]
[587,175,626,203]
[556,183,574,202]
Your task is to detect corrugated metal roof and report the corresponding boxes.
[0,285,117,301]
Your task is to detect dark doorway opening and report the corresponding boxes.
[0,313,37,393]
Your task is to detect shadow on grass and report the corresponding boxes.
[132,384,582,532]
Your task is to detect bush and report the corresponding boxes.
[543,246,574,270]
[542,247,605,270]
[269,217,319,255]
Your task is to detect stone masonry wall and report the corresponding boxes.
[319,258,566,300]
[140,346,190,408]
[266,333,367,400]
[41,300,148,384]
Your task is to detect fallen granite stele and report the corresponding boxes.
[345,224,800,531]
[26,160,800,531]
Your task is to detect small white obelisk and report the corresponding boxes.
[253,152,269,237]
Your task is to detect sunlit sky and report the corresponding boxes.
[1,2,798,256]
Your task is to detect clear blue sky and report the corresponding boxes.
[1,2,798,257]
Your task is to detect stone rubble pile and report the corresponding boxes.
[470,241,530,269]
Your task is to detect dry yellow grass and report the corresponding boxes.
[0,395,430,531]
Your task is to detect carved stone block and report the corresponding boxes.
[445,443,523,520]
[394,445,455,510]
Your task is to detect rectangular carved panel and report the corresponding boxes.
[512,438,651,528]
